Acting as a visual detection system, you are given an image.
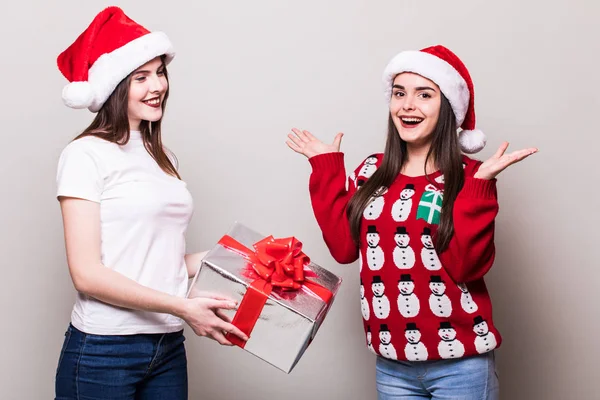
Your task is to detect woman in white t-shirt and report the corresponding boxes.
[54,7,247,399]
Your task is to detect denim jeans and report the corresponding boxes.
[376,352,499,399]
[55,324,188,400]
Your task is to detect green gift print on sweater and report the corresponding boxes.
[416,184,443,225]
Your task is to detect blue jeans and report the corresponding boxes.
[376,352,499,399]
[55,324,188,400]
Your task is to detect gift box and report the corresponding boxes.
[416,184,444,225]
[186,222,343,373]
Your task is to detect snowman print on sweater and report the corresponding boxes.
[458,283,478,314]
[366,326,376,354]
[391,184,415,222]
[371,276,391,319]
[473,316,497,354]
[364,186,388,220]
[379,324,397,359]
[393,226,415,269]
[404,323,428,361]
[437,321,465,359]
[421,227,442,271]
[358,155,378,179]
[360,279,370,321]
[366,226,385,271]
[397,274,420,318]
[429,275,452,317]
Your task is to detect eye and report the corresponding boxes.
[135,76,146,82]
[419,92,432,99]
[393,90,405,97]
[157,69,165,76]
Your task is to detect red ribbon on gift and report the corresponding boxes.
[218,234,333,348]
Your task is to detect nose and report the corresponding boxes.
[402,93,416,111]
[149,73,167,93]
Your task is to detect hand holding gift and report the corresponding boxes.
[177,292,248,346]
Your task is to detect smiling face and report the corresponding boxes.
[438,327,457,341]
[405,329,421,344]
[367,232,381,247]
[473,320,489,336]
[394,233,410,247]
[372,282,385,296]
[430,281,446,295]
[379,330,392,345]
[389,72,442,149]
[398,280,415,295]
[127,57,168,130]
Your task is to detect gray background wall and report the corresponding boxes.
[1,0,597,399]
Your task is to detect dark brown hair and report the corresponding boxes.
[74,56,180,179]
[347,94,464,252]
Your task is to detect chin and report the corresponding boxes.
[142,112,163,123]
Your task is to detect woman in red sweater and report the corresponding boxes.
[286,45,537,399]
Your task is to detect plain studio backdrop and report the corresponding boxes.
[1,0,597,399]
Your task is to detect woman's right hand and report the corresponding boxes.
[178,295,248,346]
[286,128,343,158]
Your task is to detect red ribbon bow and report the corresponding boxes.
[217,234,332,347]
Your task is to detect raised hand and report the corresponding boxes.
[474,142,538,180]
[286,128,343,158]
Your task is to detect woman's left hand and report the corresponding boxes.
[474,142,538,180]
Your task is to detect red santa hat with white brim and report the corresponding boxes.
[57,6,175,112]
[382,45,486,154]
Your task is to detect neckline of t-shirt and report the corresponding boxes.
[129,130,142,140]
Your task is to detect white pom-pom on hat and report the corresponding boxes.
[458,129,486,154]
[62,81,94,109]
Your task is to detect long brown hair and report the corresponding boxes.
[347,94,464,252]
[74,56,180,179]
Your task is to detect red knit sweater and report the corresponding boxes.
[309,152,501,362]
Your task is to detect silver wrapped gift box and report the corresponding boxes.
[187,222,343,373]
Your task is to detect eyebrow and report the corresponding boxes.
[133,65,166,75]
[392,84,436,92]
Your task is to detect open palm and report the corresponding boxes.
[286,128,343,158]
[474,142,538,180]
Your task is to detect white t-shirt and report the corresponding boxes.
[56,131,194,335]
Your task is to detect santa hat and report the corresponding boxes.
[57,6,175,112]
[382,45,486,154]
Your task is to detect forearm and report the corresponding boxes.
[185,251,209,279]
[439,178,498,283]
[309,153,359,264]
[72,262,187,318]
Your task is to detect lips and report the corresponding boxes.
[142,97,161,108]
[399,116,424,129]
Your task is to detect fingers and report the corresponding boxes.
[293,128,310,142]
[303,130,316,140]
[332,132,344,150]
[211,330,233,346]
[493,141,510,159]
[206,299,237,310]
[504,147,538,165]
[215,309,232,323]
[219,321,249,342]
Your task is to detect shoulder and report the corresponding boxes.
[461,155,483,178]
[60,136,113,157]
[57,136,115,176]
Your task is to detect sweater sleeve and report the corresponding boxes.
[308,152,361,264]
[439,160,499,283]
